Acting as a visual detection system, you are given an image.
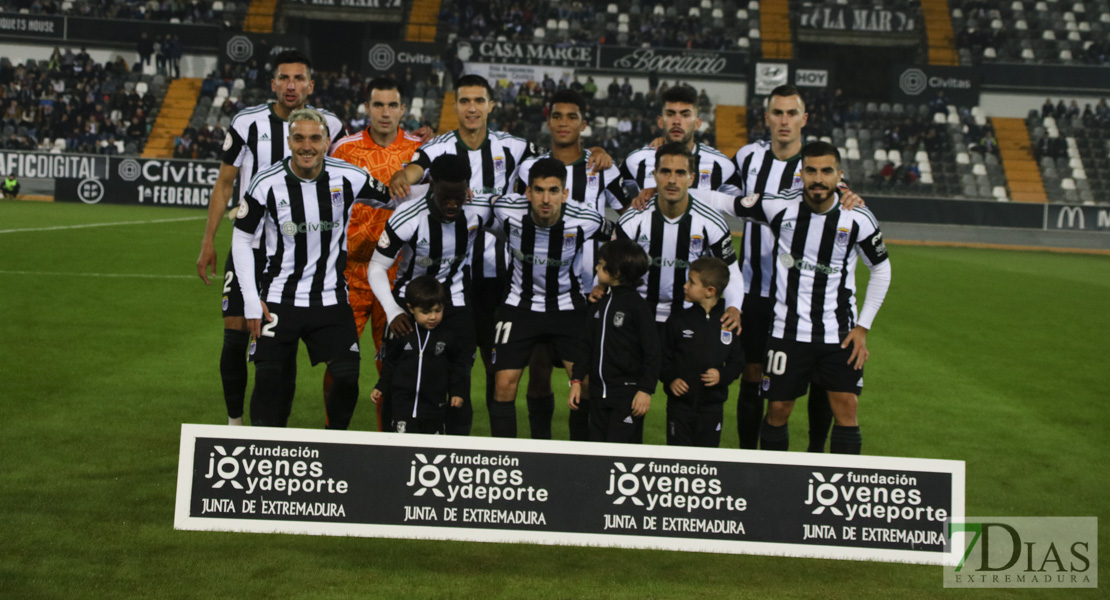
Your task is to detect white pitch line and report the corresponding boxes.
[0,216,205,234]
[0,270,194,280]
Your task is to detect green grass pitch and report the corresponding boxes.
[1,200,1106,599]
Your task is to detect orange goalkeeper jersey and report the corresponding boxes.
[332,128,424,292]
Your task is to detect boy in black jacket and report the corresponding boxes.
[661,257,745,447]
[569,239,660,443]
[371,276,467,434]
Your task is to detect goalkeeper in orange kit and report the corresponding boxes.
[325,76,428,430]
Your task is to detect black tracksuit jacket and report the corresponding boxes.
[660,299,745,407]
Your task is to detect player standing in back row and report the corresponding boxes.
[704,142,892,454]
[195,50,345,426]
[729,84,835,452]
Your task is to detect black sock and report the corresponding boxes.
[325,359,360,430]
[737,380,763,449]
[760,419,789,451]
[488,401,517,438]
[807,385,833,452]
[445,396,473,436]
[526,394,554,439]
[220,329,250,419]
[830,425,862,455]
[281,355,298,424]
[568,394,590,441]
[249,361,287,427]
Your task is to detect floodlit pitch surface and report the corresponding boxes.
[1,200,1106,599]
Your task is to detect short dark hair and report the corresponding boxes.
[527,157,567,187]
[660,84,698,107]
[365,77,401,102]
[272,50,312,78]
[405,275,446,311]
[597,239,649,287]
[655,141,697,172]
[767,84,806,111]
[801,141,841,166]
[549,89,585,115]
[454,74,493,99]
[689,257,729,294]
[430,153,471,183]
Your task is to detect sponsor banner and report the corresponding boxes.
[754,62,790,95]
[890,65,980,106]
[1047,204,1110,232]
[799,7,916,32]
[752,62,835,94]
[360,40,441,79]
[220,32,310,66]
[597,46,746,79]
[175,424,965,565]
[0,150,107,180]
[0,12,64,40]
[464,62,574,88]
[944,517,1097,588]
[54,156,220,208]
[457,40,596,68]
[982,63,1110,94]
[853,196,1044,229]
[288,0,400,6]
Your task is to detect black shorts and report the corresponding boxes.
[221,247,266,318]
[589,386,641,443]
[490,304,586,371]
[471,276,506,352]
[250,303,360,365]
[391,417,446,435]
[762,336,863,402]
[740,294,773,365]
[666,401,725,448]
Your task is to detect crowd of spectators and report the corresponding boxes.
[0,0,243,28]
[1,49,155,154]
[954,0,1110,65]
[439,0,747,51]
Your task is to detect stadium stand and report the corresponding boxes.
[0,52,161,155]
[951,0,1110,64]
[0,0,247,29]
[1026,100,1110,204]
[437,0,758,52]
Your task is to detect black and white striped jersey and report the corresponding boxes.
[221,101,345,199]
[704,188,891,344]
[231,157,392,318]
[616,194,744,322]
[488,194,614,312]
[730,140,802,299]
[412,129,536,280]
[619,142,740,195]
[512,149,626,291]
[372,187,492,313]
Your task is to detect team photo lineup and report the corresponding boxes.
[196,49,890,454]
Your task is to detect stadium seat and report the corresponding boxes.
[957,152,971,165]
[1061,178,1077,190]
[920,171,934,184]
[618,13,629,24]
[533,28,545,39]
[654,5,665,16]
[136,82,148,97]
[607,3,618,14]
[558,19,569,30]
[993,186,1009,200]
[873,149,888,162]
[973,163,987,176]
[213,0,224,10]
[847,148,861,160]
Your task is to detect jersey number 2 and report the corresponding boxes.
[261,313,279,338]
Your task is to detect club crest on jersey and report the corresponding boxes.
[720,329,732,345]
[613,311,625,327]
[562,233,577,251]
[494,156,505,173]
[221,296,229,311]
[762,375,771,391]
[793,171,802,187]
[249,340,257,356]
[689,235,704,254]
[468,226,478,242]
[699,170,711,187]
[330,187,343,206]
[587,174,598,189]
[435,341,446,356]
[395,420,407,433]
[836,227,850,246]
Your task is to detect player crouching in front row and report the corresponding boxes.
[371,275,467,434]
[569,239,660,443]
[661,257,745,448]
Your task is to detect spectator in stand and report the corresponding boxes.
[137,33,153,69]
[1041,98,1054,119]
[620,77,633,100]
[929,90,948,116]
[583,76,597,99]
[607,77,620,99]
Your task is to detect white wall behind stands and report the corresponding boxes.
[979,92,1109,119]
[2,42,218,79]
